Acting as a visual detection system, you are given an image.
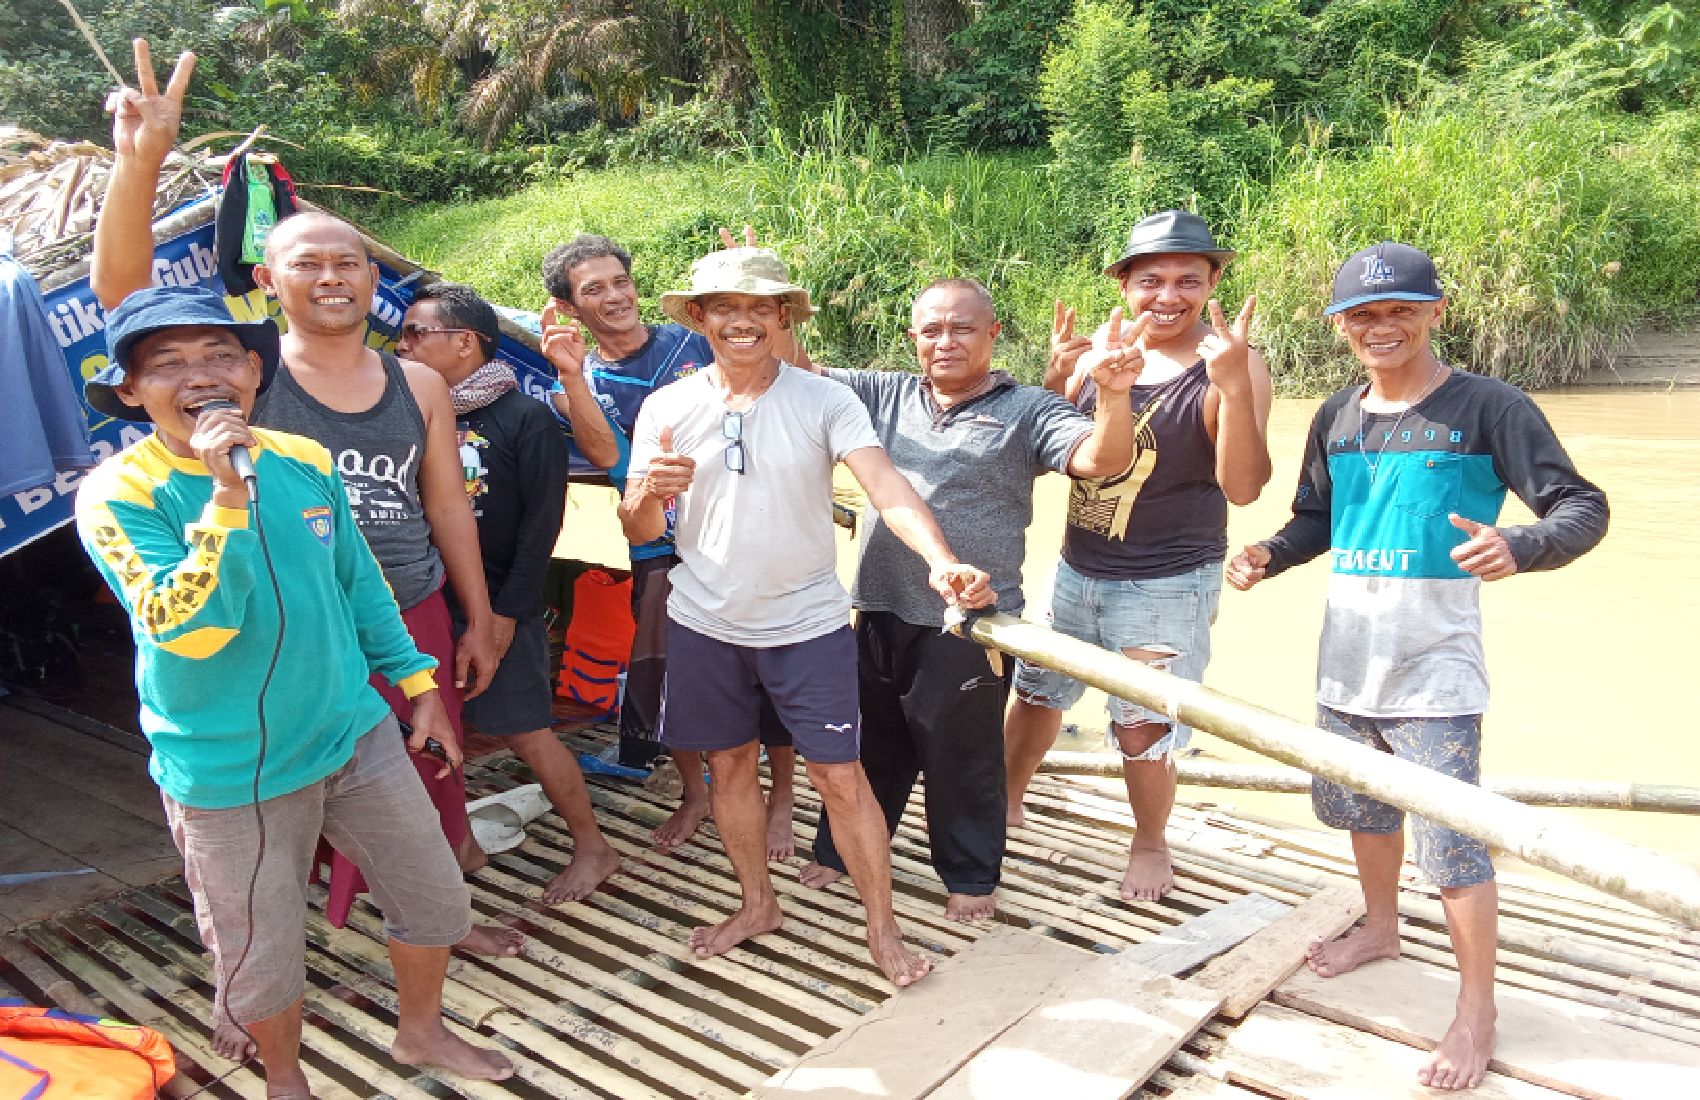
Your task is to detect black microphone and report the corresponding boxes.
[196,399,258,499]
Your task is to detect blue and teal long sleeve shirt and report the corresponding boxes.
[75,428,436,808]
[1262,371,1607,718]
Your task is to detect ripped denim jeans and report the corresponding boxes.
[1013,559,1222,761]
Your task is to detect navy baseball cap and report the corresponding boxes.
[1324,242,1445,317]
[86,285,280,422]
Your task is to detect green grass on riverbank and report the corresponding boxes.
[370,110,1700,393]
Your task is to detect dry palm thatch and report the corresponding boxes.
[0,127,221,278]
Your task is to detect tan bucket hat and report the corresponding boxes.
[658,247,817,333]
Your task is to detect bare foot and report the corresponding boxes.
[391,1022,513,1081]
[541,842,621,904]
[798,861,845,889]
[454,831,489,875]
[211,1020,257,1061]
[945,893,996,922]
[1006,801,1026,829]
[1305,921,1401,978]
[689,901,784,959]
[868,922,932,988]
[654,796,710,850]
[456,923,525,957]
[766,795,797,862]
[1120,844,1175,901]
[1418,1000,1497,1090]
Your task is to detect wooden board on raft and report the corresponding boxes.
[1222,1002,1571,1099]
[1189,881,1364,1018]
[756,895,1288,1100]
[1274,955,1700,1100]
[753,927,1091,1099]
[927,955,1222,1100]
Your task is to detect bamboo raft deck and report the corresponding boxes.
[3,721,1699,1099]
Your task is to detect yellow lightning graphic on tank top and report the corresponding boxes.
[1067,395,1164,541]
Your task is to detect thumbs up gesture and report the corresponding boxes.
[643,425,695,500]
[1449,513,1518,580]
[1199,295,1256,399]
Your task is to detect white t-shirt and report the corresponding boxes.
[628,364,882,646]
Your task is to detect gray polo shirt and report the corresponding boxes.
[828,369,1093,628]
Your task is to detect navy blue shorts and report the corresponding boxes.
[661,621,859,764]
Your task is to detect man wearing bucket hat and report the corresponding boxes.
[621,246,992,987]
[90,40,518,956]
[73,284,515,1090]
[1004,209,1274,903]
[540,228,804,860]
[1227,241,1608,1090]
[797,276,1146,923]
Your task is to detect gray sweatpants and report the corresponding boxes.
[163,714,471,1025]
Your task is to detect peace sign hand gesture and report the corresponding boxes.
[718,225,760,250]
[1045,299,1095,390]
[1199,295,1257,399]
[106,39,195,169]
[1085,307,1153,395]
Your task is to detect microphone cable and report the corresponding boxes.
[182,448,282,1097]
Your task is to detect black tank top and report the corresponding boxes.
[253,353,445,609]
[1063,361,1227,579]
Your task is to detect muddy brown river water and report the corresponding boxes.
[562,388,1700,869]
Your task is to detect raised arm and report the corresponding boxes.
[1201,296,1274,505]
[540,302,621,469]
[92,40,195,308]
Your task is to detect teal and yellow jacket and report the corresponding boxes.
[75,428,436,808]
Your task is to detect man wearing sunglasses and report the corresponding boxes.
[396,282,623,907]
[620,248,992,989]
[797,279,1145,922]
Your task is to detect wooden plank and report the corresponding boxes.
[1275,955,1700,1099]
[1,706,165,822]
[1223,1002,1569,1099]
[1189,882,1364,1018]
[1161,1077,1271,1100]
[754,927,1091,1099]
[929,958,1222,1100]
[1121,893,1290,976]
[0,759,176,870]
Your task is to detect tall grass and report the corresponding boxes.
[371,101,1700,391]
[1228,104,1700,392]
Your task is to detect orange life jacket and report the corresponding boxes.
[0,1002,175,1099]
[555,568,636,718]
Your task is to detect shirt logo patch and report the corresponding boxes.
[302,506,333,546]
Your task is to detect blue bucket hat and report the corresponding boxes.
[86,285,281,422]
[1325,242,1445,317]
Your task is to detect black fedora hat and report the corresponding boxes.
[1104,210,1235,278]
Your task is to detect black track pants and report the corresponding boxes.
[811,610,1011,895]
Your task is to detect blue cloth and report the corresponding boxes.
[556,324,711,561]
[0,254,94,494]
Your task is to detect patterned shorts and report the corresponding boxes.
[1311,706,1495,889]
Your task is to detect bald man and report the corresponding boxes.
[798,278,1144,920]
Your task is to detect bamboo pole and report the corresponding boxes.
[1041,753,1700,815]
[954,611,1700,928]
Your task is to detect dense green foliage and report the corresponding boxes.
[7,0,1700,388]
